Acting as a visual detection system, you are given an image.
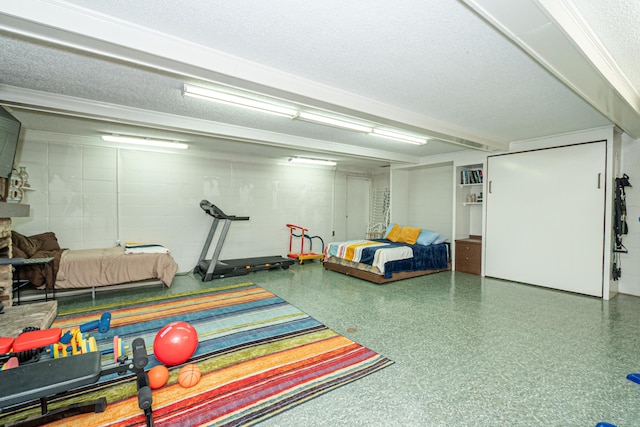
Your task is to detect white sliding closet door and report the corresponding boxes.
[484,141,606,297]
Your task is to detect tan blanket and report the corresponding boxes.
[55,247,178,289]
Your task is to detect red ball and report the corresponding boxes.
[153,321,198,366]
[178,364,201,388]
[148,365,170,389]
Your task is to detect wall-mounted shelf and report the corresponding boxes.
[0,202,30,217]
[463,202,483,206]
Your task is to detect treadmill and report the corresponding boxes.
[194,200,294,281]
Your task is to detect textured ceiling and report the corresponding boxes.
[0,0,638,168]
[572,0,640,91]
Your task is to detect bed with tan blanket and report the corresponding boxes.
[323,224,450,284]
[55,246,177,289]
[11,231,178,292]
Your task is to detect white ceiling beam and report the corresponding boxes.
[0,85,419,164]
[0,0,502,151]
[462,0,640,138]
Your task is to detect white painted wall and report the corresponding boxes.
[406,164,453,236]
[14,142,118,249]
[389,163,453,238]
[12,125,639,298]
[13,138,350,273]
[619,133,640,296]
[372,169,390,190]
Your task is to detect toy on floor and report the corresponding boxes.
[154,321,198,366]
[2,357,19,370]
[595,370,640,427]
[47,312,113,359]
[148,365,170,389]
[58,312,112,344]
[178,363,201,388]
[49,330,98,358]
[81,312,112,334]
[110,335,129,362]
[0,336,154,427]
[627,372,640,384]
[286,224,325,264]
[1,327,63,366]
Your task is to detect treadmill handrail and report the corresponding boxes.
[200,200,249,220]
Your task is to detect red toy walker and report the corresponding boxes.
[286,224,325,264]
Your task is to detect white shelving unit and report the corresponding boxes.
[454,164,484,240]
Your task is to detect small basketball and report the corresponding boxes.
[148,365,170,389]
[178,364,201,388]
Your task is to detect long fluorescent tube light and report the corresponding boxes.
[102,135,188,149]
[184,84,297,118]
[289,157,337,166]
[297,112,372,133]
[370,129,427,145]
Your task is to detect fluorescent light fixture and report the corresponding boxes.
[102,135,188,149]
[297,112,372,133]
[183,82,432,144]
[370,129,427,145]
[183,84,297,118]
[289,157,337,166]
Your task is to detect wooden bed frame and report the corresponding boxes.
[323,260,451,284]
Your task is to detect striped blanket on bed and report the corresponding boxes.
[324,240,413,274]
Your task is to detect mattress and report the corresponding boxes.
[325,239,449,279]
[55,246,178,289]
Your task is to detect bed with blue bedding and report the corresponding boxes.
[323,237,450,284]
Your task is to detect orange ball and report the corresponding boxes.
[148,365,170,390]
[178,364,201,388]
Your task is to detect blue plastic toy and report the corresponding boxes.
[80,312,112,334]
[596,372,640,426]
[627,372,640,385]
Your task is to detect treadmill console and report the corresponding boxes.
[200,200,250,221]
[200,200,228,219]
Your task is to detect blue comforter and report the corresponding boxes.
[359,239,449,278]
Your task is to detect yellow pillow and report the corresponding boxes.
[398,226,421,244]
[385,224,403,242]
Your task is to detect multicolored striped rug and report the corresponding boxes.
[1,282,393,426]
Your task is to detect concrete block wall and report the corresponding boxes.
[13,141,343,273]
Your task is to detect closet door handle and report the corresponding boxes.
[597,173,601,189]
[488,181,492,193]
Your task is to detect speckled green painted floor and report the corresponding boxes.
[55,264,640,426]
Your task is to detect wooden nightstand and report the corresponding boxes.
[455,237,482,275]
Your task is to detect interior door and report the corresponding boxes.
[484,141,606,297]
[346,176,371,240]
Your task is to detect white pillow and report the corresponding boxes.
[433,235,448,245]
[416,229,439,246]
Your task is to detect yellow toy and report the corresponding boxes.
[46,312,111,359]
